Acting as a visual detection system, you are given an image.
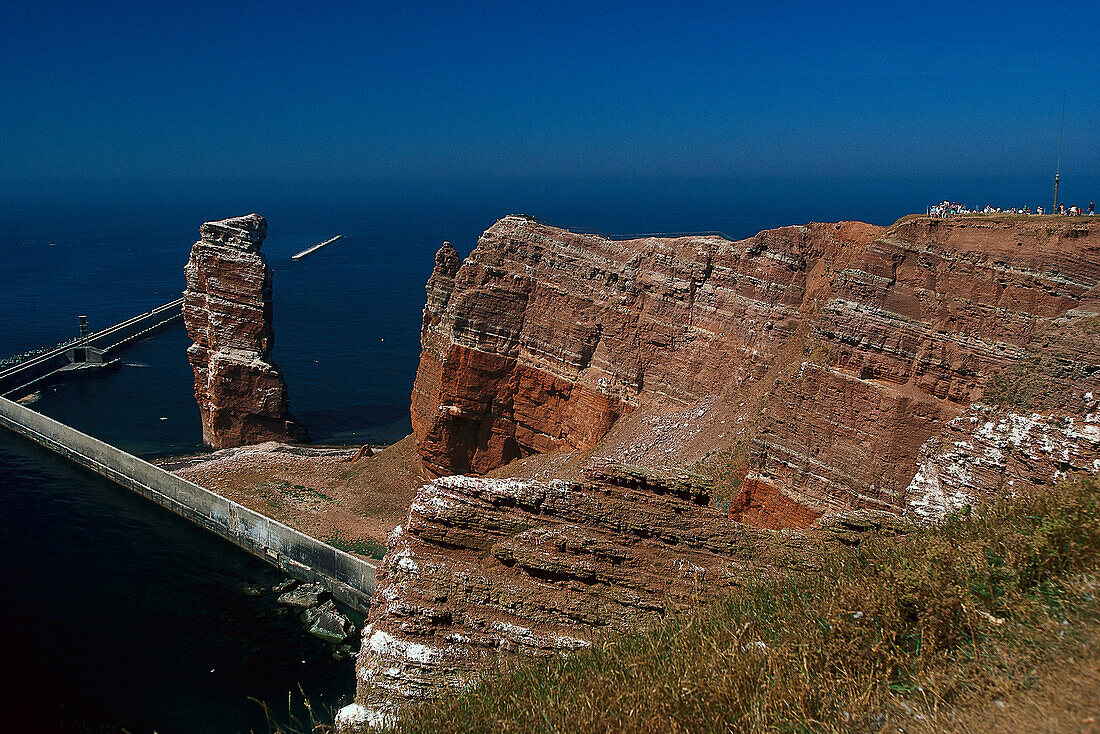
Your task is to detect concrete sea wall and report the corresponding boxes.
[0,395,376,612]
[0,298,184,398]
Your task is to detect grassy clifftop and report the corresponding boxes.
[377,477,1100,733]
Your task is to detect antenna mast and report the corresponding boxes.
[1053,95,1065,214]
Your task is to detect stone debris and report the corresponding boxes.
[303,599,356,643]
[273,582,359,648]
[272,577,297,594]
[277,581,328,609]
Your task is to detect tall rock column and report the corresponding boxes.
[183,213,308,449]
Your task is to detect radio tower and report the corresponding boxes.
[1053,95,1065,214]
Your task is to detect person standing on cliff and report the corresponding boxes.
[1090,201,1095,216]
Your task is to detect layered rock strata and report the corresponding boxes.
[184,214,307,449]
[359,214,1099,720]
[413,215,1099,514]
[356,463,896,721]
[904,403,1100,520]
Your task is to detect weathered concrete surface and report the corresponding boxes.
[184,214,307,449]
[0,395,374,612]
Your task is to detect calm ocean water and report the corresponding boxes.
[0,175,1089,732]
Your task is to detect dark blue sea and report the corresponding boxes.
[0,174,1092,732]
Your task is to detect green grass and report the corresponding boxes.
[377,476,1100,733]
[327,531,388,560]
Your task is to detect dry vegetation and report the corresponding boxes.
[357,476,1100,733]
[167,436,424,561]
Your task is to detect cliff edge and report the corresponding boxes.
[412,214,1099,515]
[355,214,1099,722]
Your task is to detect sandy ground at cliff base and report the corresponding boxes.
[159,435,424,559]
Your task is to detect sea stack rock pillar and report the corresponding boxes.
[183,213,308,449]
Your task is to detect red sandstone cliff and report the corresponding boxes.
[351,214,1099,724]
[184,214,308,449]
[412,215,1099,512]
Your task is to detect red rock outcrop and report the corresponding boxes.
[354,215,1099,723]
[412,215,1100,513]
[353,463,893,723]
[184,214,308,449]
[412,217,884,477]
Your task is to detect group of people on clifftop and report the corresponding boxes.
[929,200,1095,218]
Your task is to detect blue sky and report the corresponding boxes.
[2,0,1097,183]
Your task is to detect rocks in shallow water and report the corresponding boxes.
[239,582,265,597]
[272,578,297,594]
[272,581,357,644]
[332,643,353,661]
[277,581,328,609]
[309,613,349,643]
[300,600,326,625]
[303,600,356,643]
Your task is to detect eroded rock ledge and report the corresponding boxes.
[184,214,308,449]
[355,463,890,721]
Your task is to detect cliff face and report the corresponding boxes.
[183,214,308,449]
[355,463,895,722]
[358,215,1100,720]
[412,217,884,477]
[412,215,1099,511]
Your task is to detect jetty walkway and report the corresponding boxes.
[0,394,376,612]
[0,298,184,398]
